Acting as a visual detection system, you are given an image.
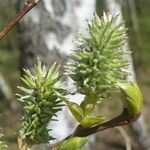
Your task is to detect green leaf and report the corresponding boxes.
[55,91,84,123]
[118,82,143,115]
[58,137,88,150]
[81,116,106,128]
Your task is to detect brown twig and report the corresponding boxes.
[49,108,141,150]
[0,0,41,40]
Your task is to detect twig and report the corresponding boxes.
[0,0,41,40]
[49,108,140,150]
[116,127,132,150]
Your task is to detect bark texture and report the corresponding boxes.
[18,0,74,72]
[0,73,16,110]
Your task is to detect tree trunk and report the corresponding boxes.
[0,73,16,111]
[103,0,150,149]
[127,0,144,66]
[18,0,96,149]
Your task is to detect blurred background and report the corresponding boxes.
[0,0,150,149]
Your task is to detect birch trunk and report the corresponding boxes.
[18,0,96,149]
[0,73,16,110]
[103,0,150,149]
[127,0,144,66]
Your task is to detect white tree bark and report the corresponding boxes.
[127,0,143,66]
[104,0,150,149]
[0,73,16,110]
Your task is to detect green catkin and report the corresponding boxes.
[17,59,64,145]
[66,12,129,103]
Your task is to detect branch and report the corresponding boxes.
[49,108,141,150]
[116,127,131,150]
[0,0,41,40]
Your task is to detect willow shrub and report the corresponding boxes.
[0,12,142,150]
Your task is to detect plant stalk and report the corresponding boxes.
[49,108,141,150]
[0,0,41,40]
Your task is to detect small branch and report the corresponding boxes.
[116,127,131,150]
[50,108,141,150]
[0,0,41,40]
[18,137,31,150]
[73,109,140,137]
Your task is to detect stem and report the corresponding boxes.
[49,108,141,150]
[0,0,41,40]
[18,137,31,150]
[116,127,131,150]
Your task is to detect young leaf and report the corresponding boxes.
[58,137,88,150]
[80,116,106,128]
[55,91,84,123]
[118,82,143,115]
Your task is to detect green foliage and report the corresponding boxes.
[55,92,106,128]
[16,59,64,144]
[54,13,143,150]
[80,115,106,128]
[0,133,7,150]
[57,137,88,150]
[55,92,84,123]
[118,82,143,115]
[14,12,143,150]
[59,13,130,130]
